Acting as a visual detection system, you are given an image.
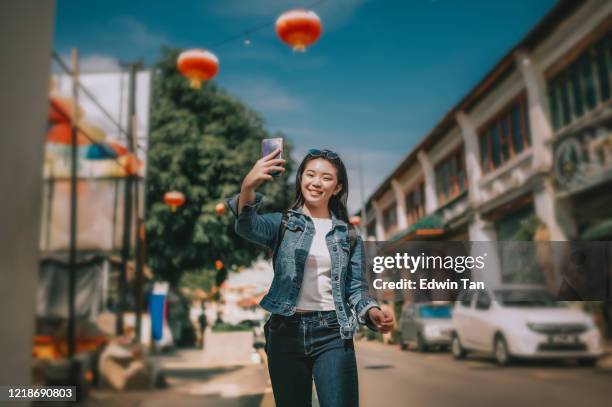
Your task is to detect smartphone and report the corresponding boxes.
[261,138,283,177]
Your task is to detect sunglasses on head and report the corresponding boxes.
[307,148,339,160]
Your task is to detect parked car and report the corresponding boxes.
[451,285,603,366]
[399,302,453,351]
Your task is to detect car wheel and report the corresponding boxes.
[416,333,428,352]
[494,335,511,366]
[577,358,597,367]
[451,334,466,359]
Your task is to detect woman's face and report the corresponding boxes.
[300,158,342,209]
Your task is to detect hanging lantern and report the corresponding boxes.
[164,191,185,212]
[215,202,226,216]
[48,95,84,123]
[215,260,224,271]
[275,9,322,52]
[349,216,361,226]
[177,49,219,90]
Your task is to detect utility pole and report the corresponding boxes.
[116,61,141,335]
[68,48,79,358]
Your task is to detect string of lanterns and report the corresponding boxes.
[176,8,323,89]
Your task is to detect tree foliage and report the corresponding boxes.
[146,47,295,285]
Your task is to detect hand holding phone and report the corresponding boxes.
[241,139,286,191]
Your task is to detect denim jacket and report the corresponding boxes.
[227,192,380,339]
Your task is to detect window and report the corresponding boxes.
[405,182,425,224]
[435,149,467,204]
[475,291,491,310]
[458,291,474,308]
[479,95,531,172]
[547,32,611,131]
[382,203,397,233]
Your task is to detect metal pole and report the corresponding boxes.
[68,48,79,358]
[134,217,144,343]
[135,66,154,344]
[359,152,367,237]
[116,62,138,335]
[133,113,144,343]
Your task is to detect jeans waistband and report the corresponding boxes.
[278,310,336,322]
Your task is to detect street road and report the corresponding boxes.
[82,339,611,407]
[356,340,611,407]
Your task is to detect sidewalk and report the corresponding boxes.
[85,331,269,406]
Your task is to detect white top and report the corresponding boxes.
[296,217,335,311]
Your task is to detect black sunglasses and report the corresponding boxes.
[307,148,340,160]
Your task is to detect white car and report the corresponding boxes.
[451,285,603,366]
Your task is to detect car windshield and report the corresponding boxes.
[493,289,567,308]
[419,304,452,318]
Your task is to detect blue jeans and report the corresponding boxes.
[264,311,359,407]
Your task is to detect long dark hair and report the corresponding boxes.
[290,153,350,223]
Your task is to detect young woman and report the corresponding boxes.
[228,148,394,407]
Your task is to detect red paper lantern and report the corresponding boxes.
[215,202,226,216]
[164,191,185,212]
[276,9,322,52]
[349,216,361,226]
[177,49,219,90]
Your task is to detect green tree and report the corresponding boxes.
[146,47,295,285]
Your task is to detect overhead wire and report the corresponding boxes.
[48,0,333,173]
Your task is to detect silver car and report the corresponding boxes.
[399,302,453,352]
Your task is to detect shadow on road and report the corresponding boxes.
[363,364,395,370]
[163,366,243,380]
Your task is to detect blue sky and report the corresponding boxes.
[53,0,557,211]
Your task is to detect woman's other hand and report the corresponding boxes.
[367,307,394,333]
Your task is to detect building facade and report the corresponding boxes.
[363,0,611,289]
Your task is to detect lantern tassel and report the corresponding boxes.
[189,78,202,90]
[171,205,177,212]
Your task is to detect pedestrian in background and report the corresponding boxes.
[198,301,208,348]
[228,147,394,406]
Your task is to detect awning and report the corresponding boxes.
[581,218,612,240]
[388,214,446,242]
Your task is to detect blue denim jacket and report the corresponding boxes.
[227,193,380,339]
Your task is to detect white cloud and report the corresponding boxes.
[79,54,122,73]
[109,16,170,49]
[221,76,304,114]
